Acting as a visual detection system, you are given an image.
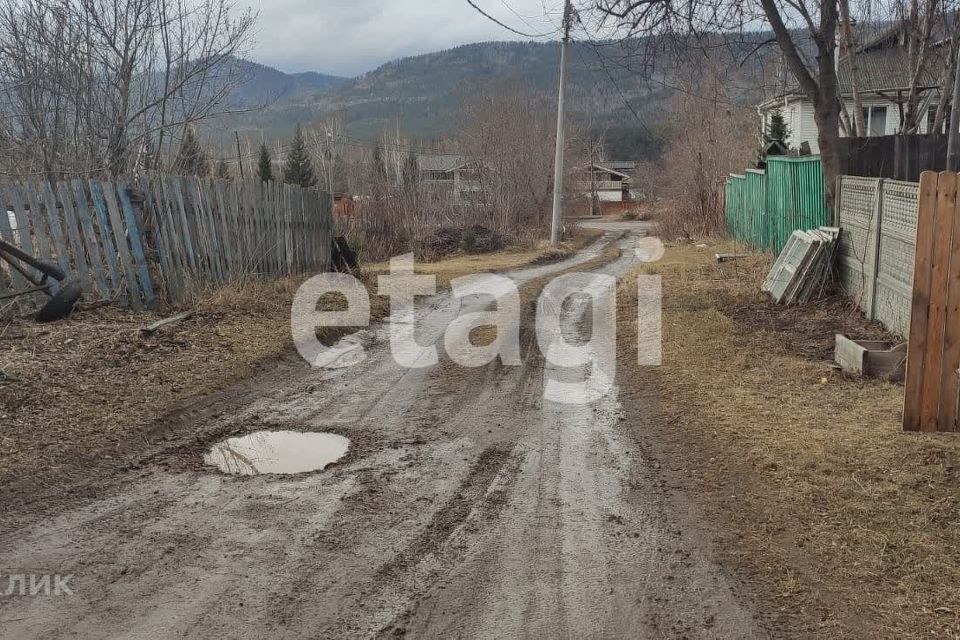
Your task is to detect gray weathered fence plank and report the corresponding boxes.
[21,183,55,270]
[0,187,28,292]
[118,183,156,308]
[52,181,90,290]
[99,180,144,310]
[139,176,179,301]
[170,176,198,275]
[88,180,123,291]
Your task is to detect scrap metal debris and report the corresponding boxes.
[762,227,840,304]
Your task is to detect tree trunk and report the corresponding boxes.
[814,62,845,218]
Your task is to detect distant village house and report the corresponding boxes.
[757,24,950,153]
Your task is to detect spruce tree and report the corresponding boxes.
[766,109,790,147]
[256,143,273,182]
[175,126,210,177]
[282,125,317,189]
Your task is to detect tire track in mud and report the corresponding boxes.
[310,244,634,638]
[0,228,653,640]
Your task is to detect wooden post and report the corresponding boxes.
[905,171,940,431]
[904,170,960,431]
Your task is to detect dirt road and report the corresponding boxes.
[0,221,763,639]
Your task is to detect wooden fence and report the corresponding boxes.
[904,171,960,432]
[838,134,948,182]
[0,176,333,314]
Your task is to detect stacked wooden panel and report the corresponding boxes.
[762,227,840,304]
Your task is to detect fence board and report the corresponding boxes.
[903,173,938,431]
[100,180,143,310]
[21,184,54,270]
[53,182,89,290]
[213,181,234,275]
[63,182,107,298]
[38,182,71,284]
[139,176,178,301]
[940,178,960,431]
[118,183,156,308]
[0,188,28,292]
[918,172,956,431]
[88,181,122,291]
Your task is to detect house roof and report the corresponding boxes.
[604,160,636,171]
[836,43,947,94]
[418,154,472,172]
[582,162,632,180]
[761,21,950,105]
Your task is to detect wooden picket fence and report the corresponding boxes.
[0,175,333,314]
[904,171,960,432]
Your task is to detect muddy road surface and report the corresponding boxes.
[0,221,763,639]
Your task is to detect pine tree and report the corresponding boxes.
[256,143,273,182]
[765,109,790,146]
[175,126,210,177]
[282,125,317,189]
[215,159,232,181]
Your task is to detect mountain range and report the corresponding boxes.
[211,37,774,160]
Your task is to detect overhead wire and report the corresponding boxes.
[464,0,557,38]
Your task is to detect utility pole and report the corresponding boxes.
[948,46,960,171]
[549,0,573,245]
[590,138,598,216]
[235,131,245,179]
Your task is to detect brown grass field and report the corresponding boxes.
[617,239,960,639]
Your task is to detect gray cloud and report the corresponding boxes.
[245,0,564,76]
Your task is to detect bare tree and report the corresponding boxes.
[309,115,346,196]
[0,0,255,179]
[653,70,756,239]
[597,0,847,206]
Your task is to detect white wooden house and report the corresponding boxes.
[578,161,634,203]
[758,26,949,153]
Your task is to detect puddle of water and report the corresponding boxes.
[204,430,350,475]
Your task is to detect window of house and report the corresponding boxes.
[926,106,954,134]
[861,106,888,136]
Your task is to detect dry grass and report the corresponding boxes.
[364,226,603,289]
[617,239,960,639]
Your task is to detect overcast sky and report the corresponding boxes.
[247,0,568,77]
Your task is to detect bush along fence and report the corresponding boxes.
[835,176,918,338]
[724,156,829,253]
[0,176,334,313]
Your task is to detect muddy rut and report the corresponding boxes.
[0,222,763,639]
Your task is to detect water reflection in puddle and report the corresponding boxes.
[204,431,350,475]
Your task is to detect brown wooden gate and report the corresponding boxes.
[904,171,960,431]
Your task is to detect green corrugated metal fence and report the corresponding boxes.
[724,156,829,253]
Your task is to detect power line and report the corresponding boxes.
[464,0,556,38]
[572,20,743,108]
[567,21,663,141]
[497,0,560,37]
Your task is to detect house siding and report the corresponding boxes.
[759,94,930,154]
